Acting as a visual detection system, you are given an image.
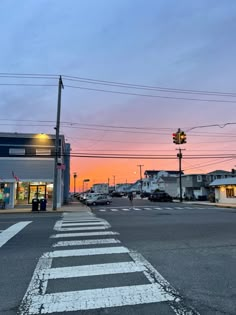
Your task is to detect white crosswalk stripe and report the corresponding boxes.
[53,238,121,247]
[0,221,32,248]
[40,261,145,279]
[19,210,199,315]
[61,222,106,226]
[96,206,202,212]
[43,246,130,258]
[27,284,174,314]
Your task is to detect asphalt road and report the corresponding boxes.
[0,198,235,315]
[91,198,236,314]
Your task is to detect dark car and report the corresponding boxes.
[148,192,173,202]
[140,192,151,198]
[111,191,124,197]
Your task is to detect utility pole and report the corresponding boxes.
[53,76,64,210]
[177,148,183,202]
[113,175,116,191]
[73,172,77,195]
[137,164,144,192]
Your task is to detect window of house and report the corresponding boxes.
[197,175,202,182]
[9,148,25,155]
[36,149,51,155]
[213,175,217,180]
[226,188,234,198]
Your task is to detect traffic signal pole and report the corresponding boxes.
[173,128,187,202]
[177,148,183,202]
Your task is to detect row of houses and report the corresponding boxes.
[115,169,236,204]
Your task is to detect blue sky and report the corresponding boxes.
[1,0,236,184]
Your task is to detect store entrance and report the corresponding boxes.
[28,185,46,203]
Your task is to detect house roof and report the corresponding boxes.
[210,178,236,186]
[207,170,232,175]
[182,174,205,177]
[144,170,182,175]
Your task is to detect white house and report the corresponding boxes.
[157,177,178,197]
[210,178,236,204]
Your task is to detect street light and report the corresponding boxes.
[83,179,90,193]
[73,172,77,195]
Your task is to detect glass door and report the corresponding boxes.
[37,185,46,200]
[29,185,46,203]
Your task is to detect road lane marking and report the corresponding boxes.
[61,222,105,226]
[53,238,121,247]
[165,207,172,210]
[0,221,32,248]
[144,208,152,210]
[55,226,109,232]
[27,283,174,314]
[129,251,200,315]
[99,209,106,212]
[62,219,101,222]
[18,256,53,315]
[51,231,119,238]
[40,261,145,279]
[154,207,162,210]
[122,209,130,211]
[175,207,183,209]
[111,209,118,212]
[133,208,141,211]
[42,246,129,258]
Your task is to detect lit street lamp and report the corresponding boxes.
[73,172,77,195]
[83,179,90,193]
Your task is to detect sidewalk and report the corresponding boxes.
[0,201,90,214]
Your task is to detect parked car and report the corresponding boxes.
[140,192,151,198]
[86,194,112,206]
[148,192,173,202]
[111,191,124,197]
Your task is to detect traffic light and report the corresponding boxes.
[180,131,187,144]
[173,132,181,144]
[173,133,178,144]
[172,130,187,145]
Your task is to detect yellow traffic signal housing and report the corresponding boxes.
[180,131,187,144]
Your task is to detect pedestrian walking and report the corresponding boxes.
[128,191,134,208]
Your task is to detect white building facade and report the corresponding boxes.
[0,132,70,209]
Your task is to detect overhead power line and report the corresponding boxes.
[1,72,236,102]
[62,74,236,97]
[64,84,236,103]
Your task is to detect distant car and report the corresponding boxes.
[81,193,103,203]
[111,191,124,197]
[86,194,112,206]
[140,192,151,198]
[148,192,173,202]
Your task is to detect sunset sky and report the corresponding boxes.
[1,0,236,191]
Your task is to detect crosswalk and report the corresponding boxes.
[96,206,210,212]
[18,210,199,314]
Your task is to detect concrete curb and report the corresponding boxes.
[0,202,91,214]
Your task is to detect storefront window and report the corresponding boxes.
[226,188,234,198]
[15,182,53,204]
